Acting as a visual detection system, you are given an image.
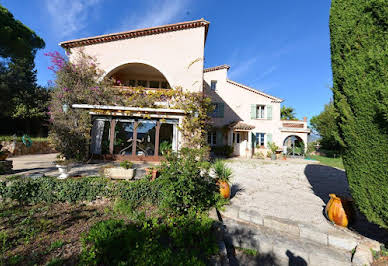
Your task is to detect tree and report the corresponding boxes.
[0,5,47,135]
[280,106,297,120]
[310,101,341,151]
[330,0,388,228]
[0,4,45,59]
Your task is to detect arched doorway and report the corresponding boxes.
[283,135,305,156]
[106,63,171,89]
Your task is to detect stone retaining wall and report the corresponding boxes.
[218,207,380,266]
[1,141,56,157]
[221,204,380,252]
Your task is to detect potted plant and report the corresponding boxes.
[213,160,232,199]
[267,141,279,160]
[53,154,73,179]
[145,166,159,181]
[104,160,136,180]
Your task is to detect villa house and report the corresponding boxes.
[59,18,310,160]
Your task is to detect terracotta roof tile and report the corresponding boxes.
[228,121,255,131]
[203,65,230,73]
[60,19,210,48]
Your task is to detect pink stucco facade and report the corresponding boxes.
[60,19,310,158]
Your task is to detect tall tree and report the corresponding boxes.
[330,0,388,228]
[0,4,44,59]
[310,101,341,151]
[280,106,297,120]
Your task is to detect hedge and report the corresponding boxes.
[330,0,388,228]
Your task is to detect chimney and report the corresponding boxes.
[303,117,307,122]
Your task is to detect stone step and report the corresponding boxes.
[222,215,352,266]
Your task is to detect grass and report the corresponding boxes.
[308,155,344,169]
[236,247,259,256]
[0,135,48,142]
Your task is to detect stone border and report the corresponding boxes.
[221,205,380,252]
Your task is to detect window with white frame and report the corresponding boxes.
[211,80,217,90]
[207,131,217,146]
[256,105,265,119]
[256,133,265,147]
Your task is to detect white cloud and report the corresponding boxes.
[228,56,259,80]
[46,0,102,38]
[114,0,190,33]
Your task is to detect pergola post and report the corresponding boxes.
[132,121,138,156]
[109,119,116,155]
[154,121,161,156]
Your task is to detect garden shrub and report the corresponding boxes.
[211,145,233,157]
[80,213,218,266]
[113,178,162,208]
[330,0,388,228]
[0,176,110,204]
[158,148,219,214]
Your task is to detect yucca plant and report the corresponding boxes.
[213,160,232,182]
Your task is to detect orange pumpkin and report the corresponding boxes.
[325,194,354,227]
[218,180,230,199]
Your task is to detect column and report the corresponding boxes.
[109,119,116,155]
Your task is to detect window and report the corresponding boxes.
[256,105,265,119]
[137,80,147,87]
[211,80,217,90]
[256,133,265,147]
[207,131,217,146]
[160,81,168,89]
[149,81,159,88]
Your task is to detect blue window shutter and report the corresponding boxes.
[251,104,257,119]
[216,131,223,145]
[267,105,273,120]
[252,132,256,148]
[219,103,224,118]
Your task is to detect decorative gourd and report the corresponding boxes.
[325,194,354,227]
[218,180,230,199]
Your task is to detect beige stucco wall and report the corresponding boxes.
[204,69,309,155]
[68,27,206,93]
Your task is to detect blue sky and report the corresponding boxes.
[2,0,333,120]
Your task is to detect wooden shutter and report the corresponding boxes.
[251,104,257,119]
[219,103,224,118]
[266,133,272,147]
[267,105,272,120]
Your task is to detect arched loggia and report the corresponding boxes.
[106,62,171,89]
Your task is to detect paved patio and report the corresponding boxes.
[225,158,388,246]
[3,153,155,178]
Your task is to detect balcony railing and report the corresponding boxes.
[280,120,310,132]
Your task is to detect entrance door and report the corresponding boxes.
[232,132,248,156]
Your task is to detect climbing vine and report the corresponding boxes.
[47,50,213,161]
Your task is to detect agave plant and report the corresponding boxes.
[212,160,232,182]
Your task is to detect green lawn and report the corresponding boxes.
[308,155,344,169]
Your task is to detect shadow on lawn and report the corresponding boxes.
[305,164,388,244]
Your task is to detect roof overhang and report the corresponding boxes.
[60,19,210,49]
[72,104,186,117]
[227,79,283,103]
[204,65,230,73]
[228,121,255,131]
